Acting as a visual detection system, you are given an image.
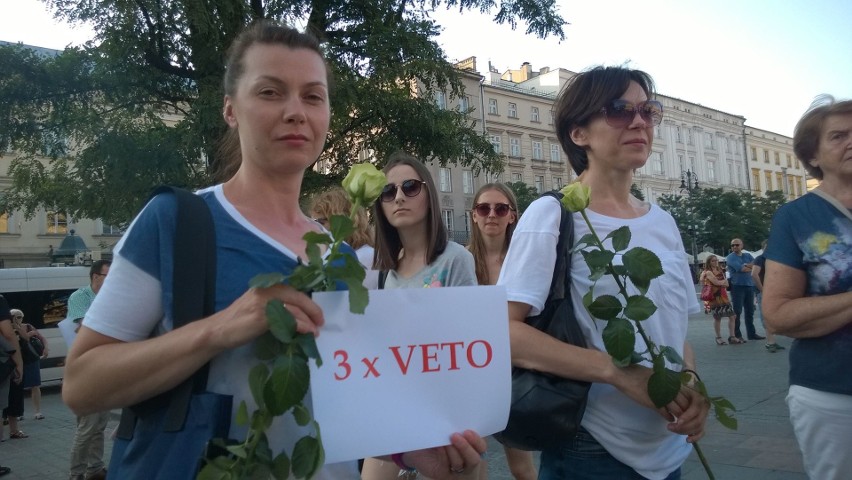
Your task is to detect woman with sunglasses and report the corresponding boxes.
[468,184,538,480]
[362,151,479,480]
[62,22,486,479]
[498,66,709,480]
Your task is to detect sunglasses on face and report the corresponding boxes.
[600,99,663,128]
[731,244,741,247]
[473,203,513,217]
[380,179,426,202]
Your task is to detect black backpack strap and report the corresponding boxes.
[117,186,217,437]
[540,191,575,303]
[377,270,388,290]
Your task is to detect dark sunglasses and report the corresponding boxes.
[731,244,741,247]
[380,179,426,202]
[474,203,513,217]
[600,99,663,128]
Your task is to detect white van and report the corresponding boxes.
[0,266,91,385]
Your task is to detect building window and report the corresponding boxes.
[488,98,498,115]
[439,167,452,192]
[489,134,502,154]
[786,154,793,168]
[534,175,544,194]
[775,152,780,165]
[442,209,454,232]
[676,125,682,143]
[751,147,757,162]
[776,172,783,190]
[752,169,761,192]
[654,125,661,138]
[47,211,68,235]
[435,91,446,110]
[532,140,543,160]
[678,154,684,171]
[707,161,716,182]
[511,172,522,183]
[508,102,518,118]
[509,137,521,157]
[458,95,469,113]
[686,128,693,145]
[531,106,540,122]
[652,152,664,174]
[765,171,773,190]
[704,132,713,150]
[550,144,561,162]
[725,138,732,153]
[553,176,563,190]
[0,213,9,234]
[764,150,770,163]
[101,223,123,235]
[462,170,473,195]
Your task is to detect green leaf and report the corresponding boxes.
[630,352,646,365]
[582,289,594,309]
[264,353,310,416]
[251,409,273,432]
[226,443,248,459]
[606,226,631,252]
[288,265,327,292]
[295,332,323,366]
[304,241,323,268]
[272,452,291,480]
[197,463,231,480]
[250,272,287,288]
[255,433,274,463]
[582,249,615,271]
[255,332,282,361]
[236,400,249,427]
[248,364,269,411]
[602,318,635,366]
[713,398,738,430]
[660,346,684,366]
[292,404,312,426]
[630,275,651,295]
[329,215,355,242]
[647,368,682,408]
[623,247,664,284]
[587,294,622,321]
[344,281,369,314]
[302,230,333,247]
[623,295,657,321]
[267,301,296,343]
[573,233,597,252]
[292,435,323,479]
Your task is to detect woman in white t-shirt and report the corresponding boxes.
[362,152,478,479]
[498,66,709,480]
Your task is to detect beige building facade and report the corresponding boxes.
[745,126,808,199]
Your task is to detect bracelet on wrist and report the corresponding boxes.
[682,368,701,383]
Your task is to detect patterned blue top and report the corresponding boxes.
[766,192,852,395]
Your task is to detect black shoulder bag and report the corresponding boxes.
[494,191,592,451]
[109,186,232,479]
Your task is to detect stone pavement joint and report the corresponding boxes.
[0,310,805,479]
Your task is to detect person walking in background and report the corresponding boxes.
[62,22,485,479]
[1,293,23,477]
[500,65,709,479]
[699,257,739,345]
[362,151,480,479]
[750,241,785,353]
[308,186,379,289]
[10,309,48,419]
[468,183,537,480]
[66,260,111,480]
[763,95,852,479]
[726,238,764,342]
[2,310,31,440]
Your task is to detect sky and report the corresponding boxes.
[2,0,850,138]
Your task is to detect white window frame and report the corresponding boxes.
[488,98,498,115]
[550,144,561,162]
[458,95,469,113]
[509,137,521,157]
[553,176,563,190]
[531,106,540,122]
[511,172,522,183]
[47,211,69,235]
[435,91,446,110]
[534,175,544,194]
[439,167,452,192]
[442,209,454,232]
[462,170,474,195]
[532,140,543,160]
[489,134,502,154]
[508,102,518,118]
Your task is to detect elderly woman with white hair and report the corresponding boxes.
[10,309,47,420]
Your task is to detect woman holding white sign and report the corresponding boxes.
[62,21,486,479]
[499,66,710,480]
[362,152,481,479]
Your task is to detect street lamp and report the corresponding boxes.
[680,169,699,193]
[686,224,699,267]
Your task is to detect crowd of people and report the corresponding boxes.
[0,18,846,480]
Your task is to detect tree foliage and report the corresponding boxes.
[657,188,787,256]
[0,0,566,227]
[505,181,540,214]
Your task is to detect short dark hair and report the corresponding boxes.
[90,260,111,282]
[373,151,448,271]
[793,95,852,180]
[554,66,656,175]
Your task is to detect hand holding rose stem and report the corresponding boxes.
[560,182,736,480]
[199,164,386,480]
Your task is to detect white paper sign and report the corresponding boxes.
[311,286,511,465]
[57,317,78,349]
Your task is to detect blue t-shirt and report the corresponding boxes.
[766,192,852,395]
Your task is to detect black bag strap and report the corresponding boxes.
[117,186,217,438]
[539,191,575,315]
[377,270,387,290]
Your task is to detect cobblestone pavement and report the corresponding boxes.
[0,310,805,479]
